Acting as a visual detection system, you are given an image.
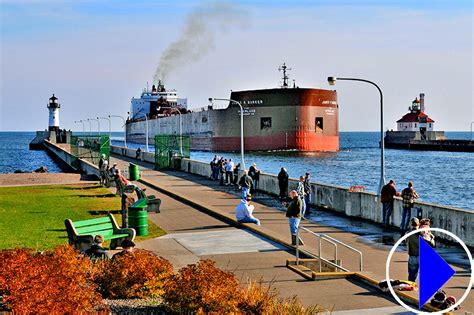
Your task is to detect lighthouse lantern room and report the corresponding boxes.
[47,94,60,132]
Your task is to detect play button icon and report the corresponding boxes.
[386,227,474,314]
[419,236,456,308]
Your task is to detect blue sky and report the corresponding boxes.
[1,0,472,131]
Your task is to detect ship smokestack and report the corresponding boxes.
[152,85,157,92]
[420,93,425,112]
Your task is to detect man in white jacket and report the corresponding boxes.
[235,194,261,226]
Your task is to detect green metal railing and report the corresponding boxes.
[154,135,190,169]
[71,135,110,166]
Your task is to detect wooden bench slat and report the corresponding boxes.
[73,217,112,227]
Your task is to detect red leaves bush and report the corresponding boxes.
[0,245,102,313]
[95,249,173,299]
[1,246,321,314]
[163,259,241,313]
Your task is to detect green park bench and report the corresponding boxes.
[64,213,136,252]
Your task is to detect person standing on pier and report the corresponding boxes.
[380,180,400,227]
[285,190,304,245]
[303,172,312,214]
[225,159,234,185]
[248,163,261,195]
[401,181,420,232]
[296,176,307,217]
[99,154,108,186]
[406,217,435,281]
[238,170,253,199]
[278,167,289,200]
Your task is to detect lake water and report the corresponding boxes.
[1,131,472,210]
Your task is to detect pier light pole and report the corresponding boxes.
[85,119,92,135]
[98,116,111,139]
[74,120,85,133]
[89,118,100,136]
[327,76,385,195]
[132,111,149,152]
[109,115,127,148]
[170,108,183,155]
[209,97,246,170]
[471,121,474,141]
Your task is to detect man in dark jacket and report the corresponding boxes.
[238,170,253,199]
[380,179,400,226]
[85,235,108,261]
[285,190,304,245]
[278,168,289,200]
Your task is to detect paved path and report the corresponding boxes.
[110,154,472,313]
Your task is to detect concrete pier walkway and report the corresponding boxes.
[109,154,472,313]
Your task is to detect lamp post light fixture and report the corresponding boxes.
[74,120,85,133]
[98,116,111,139]
[85,119,92,135]
[208,97,246,170]
[88,118,100,136]
[130,111,149,152]
[327,76,386,195]
[109,115,127,148]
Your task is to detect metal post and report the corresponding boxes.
[171,108,183,155]
[135,112,149,152]
[109,115,127,148]
[471,121,474,141]
[89,118,100,136]
[209,97,246,170]
[318,236,322,272]
[296,226,300,265]
[86,119,92,135]
[74,120,85,133]
[98,116,111,139]
[327,77,385,195]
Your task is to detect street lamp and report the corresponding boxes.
[471,121,474,141]
[98,116,111,139]
[130,111,149,152]
[74,120,85,133]
[109,115,127,148]
[327,76,385,195]
[88,118,100,136]
[85,119,92,135]
[170,108,183,155]
[209,97,246,170]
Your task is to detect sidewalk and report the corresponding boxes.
[110,154,472,313]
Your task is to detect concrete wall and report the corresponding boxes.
[43,140,100,178]
[108,145,474,247]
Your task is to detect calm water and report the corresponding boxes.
[1,131,472,210]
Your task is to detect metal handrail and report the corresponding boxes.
[295,225,363,272]
[296,227,339,272]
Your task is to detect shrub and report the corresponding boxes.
[0,245,103,313]
[162,259,241,313]
[96,249,173,299]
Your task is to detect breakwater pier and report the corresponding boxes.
[35,139,473,313]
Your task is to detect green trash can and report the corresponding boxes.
[129,163,140,181]
[128,198,148,236]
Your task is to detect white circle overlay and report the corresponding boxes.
[385,227,473,314]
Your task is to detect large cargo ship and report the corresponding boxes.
[126,64,339,152]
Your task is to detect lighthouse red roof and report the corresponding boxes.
[397,112,434,123]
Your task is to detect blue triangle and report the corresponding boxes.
[419,236,455,308]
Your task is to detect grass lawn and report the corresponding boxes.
[0,183,166,250]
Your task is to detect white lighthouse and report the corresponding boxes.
[47,94,60,131]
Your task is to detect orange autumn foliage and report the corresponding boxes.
[95,249,173,299]
[0,245,103,314]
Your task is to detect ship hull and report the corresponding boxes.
[126,87,339,152]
